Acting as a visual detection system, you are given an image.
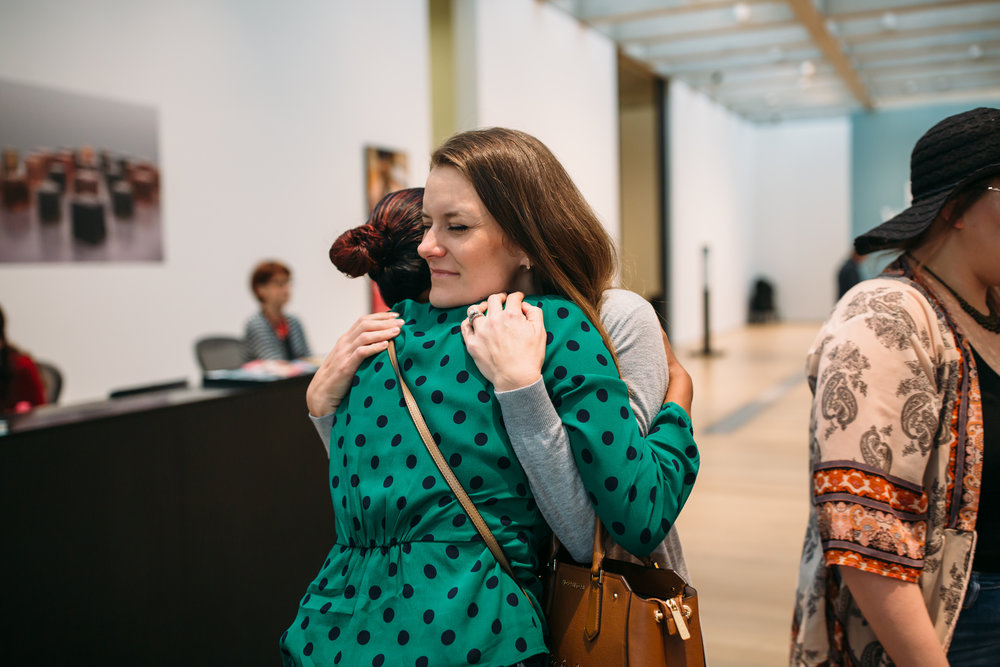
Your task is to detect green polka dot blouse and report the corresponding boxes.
[280,296,699,666]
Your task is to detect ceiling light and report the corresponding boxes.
[799,60,816,77]
[733,2,751,24]
[624,43,645,60]
[881,12,898,30]
[969,44,984,60]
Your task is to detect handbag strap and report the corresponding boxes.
[386,339,533,607]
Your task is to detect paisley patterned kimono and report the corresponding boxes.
[790,256,985,666]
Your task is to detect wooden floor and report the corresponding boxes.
[673,321,822,666]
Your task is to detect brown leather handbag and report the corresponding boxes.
[545,520,706,666]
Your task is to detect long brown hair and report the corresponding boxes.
[431,128,620,365]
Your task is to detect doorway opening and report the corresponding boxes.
[618,54,669,334]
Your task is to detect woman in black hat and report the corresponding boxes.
[791,107,1000,667]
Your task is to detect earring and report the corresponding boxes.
[521,261,531,271]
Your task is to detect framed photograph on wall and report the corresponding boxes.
[0,78,162,263]
[364,145,408,312]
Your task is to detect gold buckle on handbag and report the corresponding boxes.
[654,598,691,640]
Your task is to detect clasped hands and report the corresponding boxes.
[461,292,546,393]
[305,292,545,417]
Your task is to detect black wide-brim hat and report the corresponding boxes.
[855,106,1000,255]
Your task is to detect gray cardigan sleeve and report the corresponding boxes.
[311,412,334,455]
[312,290,690,575]
[495,289,670,563]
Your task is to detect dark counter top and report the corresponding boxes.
[0,373,334,665]
[0,374,312,436]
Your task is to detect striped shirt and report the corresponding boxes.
[243,312,310,361]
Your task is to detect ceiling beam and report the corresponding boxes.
[621,18,800,46]
[827,0,998,22]
[859,56,1000,77]
[865,59,1000,84]
[581,0,779,25]
[877,85,1000,109]
[852,40,1000,63]
[656,52,822,76]
[786,0,873,109]
[707,70,843,93]
[647,39,816,65]
[843,19,1000,46]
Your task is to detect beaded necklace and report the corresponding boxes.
[921,264,1000,334]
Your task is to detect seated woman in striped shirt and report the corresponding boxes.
[244,260,311,361]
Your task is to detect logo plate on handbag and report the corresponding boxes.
[561,578,586,590]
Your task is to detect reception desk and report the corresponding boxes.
[0,377,334,665]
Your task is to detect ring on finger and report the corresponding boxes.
[467,310,484,324]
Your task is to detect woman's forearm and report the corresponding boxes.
[838,567,948,667]
[661,328,693,416]
[664,360,692,416]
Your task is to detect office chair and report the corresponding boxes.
[34,361,63,404]
[194,336,247,372]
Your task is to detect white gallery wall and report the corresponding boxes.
[0,0,431,403]
[667,81,851,345]
[0,0,851,403]
[668,81,757,345]
[751,118,851,321]
[454,0,621,245]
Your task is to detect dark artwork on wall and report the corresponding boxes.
[0,78,163,263]
[364,145,408,312]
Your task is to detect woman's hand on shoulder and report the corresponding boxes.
[461,292,545,392]
[306,311,404,417]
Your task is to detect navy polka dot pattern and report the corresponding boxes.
[280,299,551,666]
[280,296,699,666]
[529,297,700,558]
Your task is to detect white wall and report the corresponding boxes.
[0,0,430,403]
[455,0,620,244]
[667,82,851,345]
[752,118,851,320]
[668,81,756,345]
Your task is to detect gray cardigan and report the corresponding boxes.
[311,289,690,577]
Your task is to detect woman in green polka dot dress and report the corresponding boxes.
[281,129,699,667]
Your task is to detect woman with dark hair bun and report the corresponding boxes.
[304,189,427,420]
[328,187,429,306]
[283,131,699,667]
